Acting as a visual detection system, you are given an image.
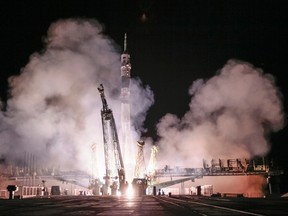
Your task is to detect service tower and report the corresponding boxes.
[120,34,135,183]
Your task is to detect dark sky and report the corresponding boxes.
[1,1,288,177]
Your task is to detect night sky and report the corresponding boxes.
[1,1,288,191]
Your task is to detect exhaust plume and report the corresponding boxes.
[0,18,154,176]
[156,59,284,167]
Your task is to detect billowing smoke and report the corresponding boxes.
[0,18,154,176]
[156,59,284,168]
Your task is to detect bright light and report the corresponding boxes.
[127,184,134,197]
[117,190,121,196]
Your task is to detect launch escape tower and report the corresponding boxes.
[98,84,126,195]
[120,33,135,182]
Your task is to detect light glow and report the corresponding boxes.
[117,190,121,196]
[126,183,134,197]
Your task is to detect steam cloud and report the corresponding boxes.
[0,18,284,195]
[156,59,284,168]
[0,18,154,175]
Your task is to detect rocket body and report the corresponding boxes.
[121,34,131,103]
[120,34,135,183]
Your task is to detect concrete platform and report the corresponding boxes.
[0,195,192,216]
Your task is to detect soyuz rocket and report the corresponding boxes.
[120,33,131,102]
[120,34,135,181]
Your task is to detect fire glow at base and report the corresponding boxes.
[0,19,285,199]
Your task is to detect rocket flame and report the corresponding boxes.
[0,18,284,196]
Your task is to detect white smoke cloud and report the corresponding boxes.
[0,18,154,176]
[156,59,284,168]
[1,18,284,194]
[130,77,154,136]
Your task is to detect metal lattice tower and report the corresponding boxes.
[148,145,158,174]
[98,84,126,195]
[134,140,146,178]
[147,145,158,185]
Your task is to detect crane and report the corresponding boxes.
[98,84,126,195]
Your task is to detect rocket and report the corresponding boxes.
[120,33,135,182]
[120,33,131,103]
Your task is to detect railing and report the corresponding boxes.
[15,186,43,198]
[154,167,282,178]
